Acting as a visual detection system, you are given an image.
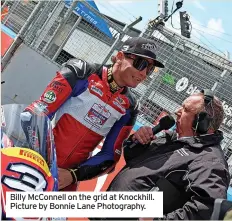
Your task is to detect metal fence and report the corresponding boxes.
[2,0,232,173]
[1,0,38,34]
[1,0,127,66]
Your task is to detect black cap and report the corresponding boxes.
[121,37,165,68]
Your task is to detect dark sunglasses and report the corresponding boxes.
[125,54,156,76]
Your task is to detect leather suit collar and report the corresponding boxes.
[102,65,124,94]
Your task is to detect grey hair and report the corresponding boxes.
[194,93,224,130]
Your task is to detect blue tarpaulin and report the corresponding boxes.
[64,0,112,38]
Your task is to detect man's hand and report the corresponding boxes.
[132,126,155,144]
[58,168,73,190]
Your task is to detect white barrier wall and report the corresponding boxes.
[2,44,60,105]
[63,28,111,64]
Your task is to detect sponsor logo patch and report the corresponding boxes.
[84,103,111,129]
[27,126,40,148]
[90,85,103,97]
[116,97,126,105]
[50,81,66,93]
[34,101,48,114]
[43,90,56,103]
[141,43,157,53]
[19,149,45,166]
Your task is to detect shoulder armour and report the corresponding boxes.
[63,58,96,79]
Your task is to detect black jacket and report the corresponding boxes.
[107,131,230,220]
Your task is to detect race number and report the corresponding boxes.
[2,163,47,192]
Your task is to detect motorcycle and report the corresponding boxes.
[1,103,59,220]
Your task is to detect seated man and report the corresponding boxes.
[105,89,230,220]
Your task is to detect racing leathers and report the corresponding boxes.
[22,58,139,190]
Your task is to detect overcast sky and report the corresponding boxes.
[94,0,232,60]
